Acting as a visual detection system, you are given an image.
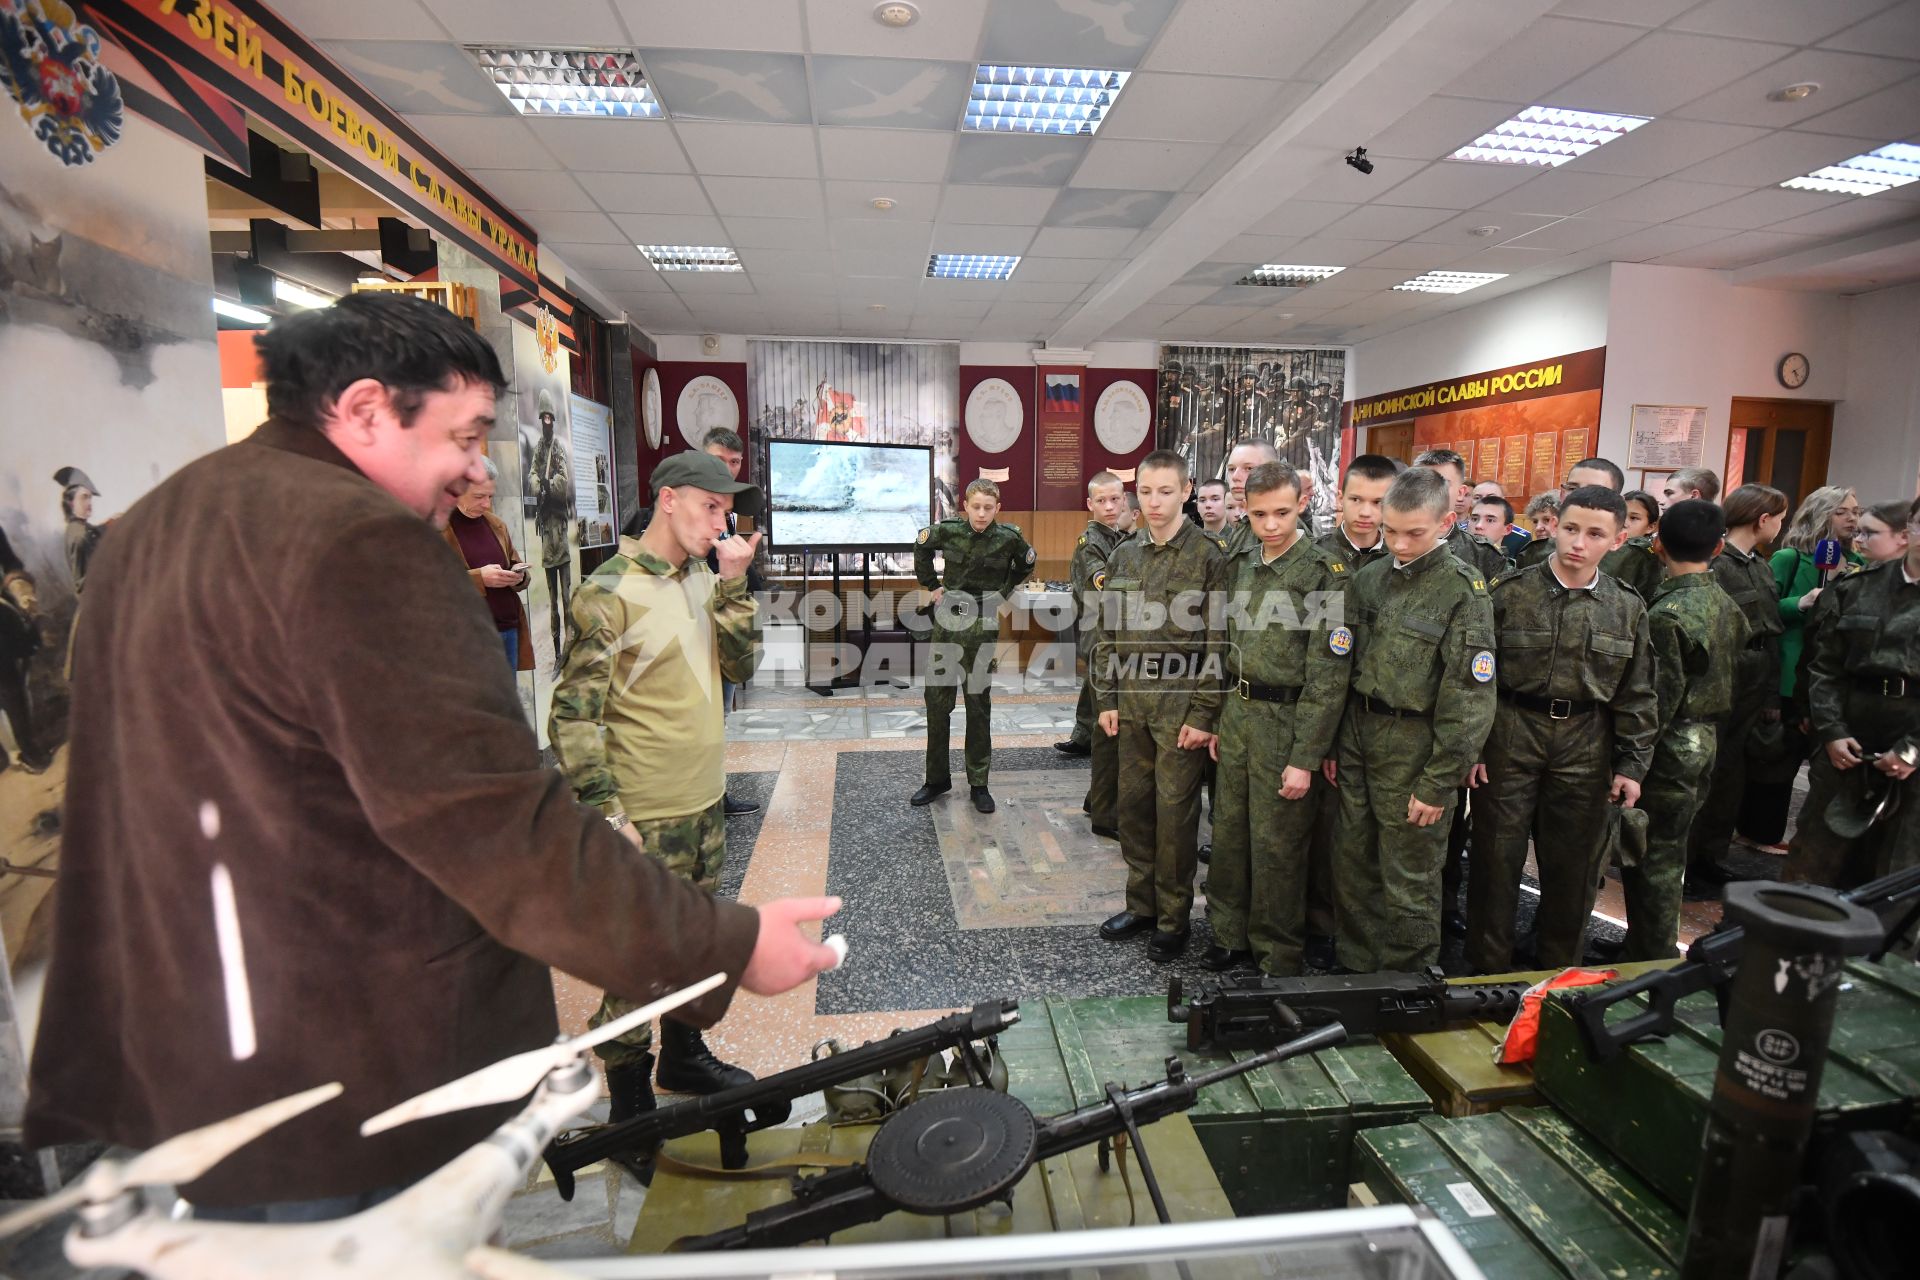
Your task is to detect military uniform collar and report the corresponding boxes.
[1547,557,1602,593]
[1722,542,1760,563]
[1335,522,1381,556]
[1654,571,1712,599]
[1903,558,1920,587]
[620,535,690,578]
[1256,532,1308,568]
[1086,519,1122,542]
[1391,543,1448,575]
[1145,516,1197,549]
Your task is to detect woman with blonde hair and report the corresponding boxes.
[1772,486,1862,698]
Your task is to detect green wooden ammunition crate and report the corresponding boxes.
[1356,1108,1682,1280]
[998,993,1432,1216]
[1534,957,1920,1207]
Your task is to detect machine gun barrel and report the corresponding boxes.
[1568,865,1920,1061]
[1168,968,1529,1051]
[543,998,1018,1198]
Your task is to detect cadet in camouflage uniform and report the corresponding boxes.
[529,391,575,669]
[1783,497,1920,889]
[1332,468,1497,973]
[1414,450,1508,583]
[1093,451,1231,960]
[1206,462,1352,974]
[1220,438,1278,557]
[1600,535,1665,600]
[1465,486,1659,973]
[1688,484,1789,885]
[1625,500,1749,959]
[551,451,762,1126]
[1057,473,1129,839]
[913,478,1035,814]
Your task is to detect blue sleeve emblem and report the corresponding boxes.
[1471,650,1496,683]
[1328,626,1354,656]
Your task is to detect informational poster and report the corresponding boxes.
[1530,432,1559,493]
[1502,442,1527,492]
[1560,427,1590,471]
[1627,405,1708,469]
[569,394,615,548]
[1477,436,1502,483]
[1036,368,1085,509]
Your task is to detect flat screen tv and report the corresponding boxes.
[766,440,933,551]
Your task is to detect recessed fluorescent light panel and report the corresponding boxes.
[638,245,742,272]
[470,48,661,118]
[963,66,1129,135]
[927,254,1020,280]
[1237,264,1345,287]
[272,278,335,309]
[1450,105,1651,167]
[1393,271,1507,294]
[1780,142,1920,196]
[212,298,270,324]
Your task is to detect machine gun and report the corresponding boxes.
[1166,967,1531,1051]
[543,998,1018,1198]
[671,1021,1349,1253]
[1567,865,1920,1061]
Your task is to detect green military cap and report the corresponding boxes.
[1825,768,1901,840]
[1607,803,1650,869]
[652,449,762,518]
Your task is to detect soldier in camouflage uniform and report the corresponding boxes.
[1331,467,1496,973]
[1206,462,1352,975]
[1625,500,1749,959]
[1688,484,1789,886]
[1220,438,1278,557]
[1056,473,1129,838]
[1093,451,1231,960]
[529,390,575,669]
[1783,496,1920,889]
[1465,486,1659,973]
[912,478,1036,814]
[550,451,762,1133]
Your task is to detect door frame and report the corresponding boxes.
[1727,397,1833,502]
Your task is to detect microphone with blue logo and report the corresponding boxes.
[1814,537,1844,585]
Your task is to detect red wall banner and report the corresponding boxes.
[1035,366,1085,510]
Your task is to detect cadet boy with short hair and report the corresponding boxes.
[1465,485,1659,972]
[912,478,1035,814]
[1197,478,1229,535]
[1057,473,1129,841]
[1331,467,1497,972]
[1222,438,1279,555]
[1205,462,1352,974]
[1560,456,1666,600]
[1414,449,1506,581]
[1624,499,1749,959]
[1093,450,1230,961]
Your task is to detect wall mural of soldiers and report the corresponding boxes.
[53,466,106,595]
[528,390,574,673]
[1156,345,1348,491]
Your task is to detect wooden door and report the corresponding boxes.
[1367,421,1415,463]
[1726,399,1833,512]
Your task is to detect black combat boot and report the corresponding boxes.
[656,1021,755,1095]
[602,1055,658,1184]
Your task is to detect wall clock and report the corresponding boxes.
[1777,352,1810,389]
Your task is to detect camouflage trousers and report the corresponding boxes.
[1785,749,1920,889]
[1069,677,1096,748]
[1208,697,1320,974]
[1689,665,1770,868]
[1331,708,1458,973]
[924,626,996,788]
[1118,715,1209,933]
[1623,723,1716,961]
[591,799,727,1067]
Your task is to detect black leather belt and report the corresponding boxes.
[1237,679,1303,704]
[1856,674,1919,698]
[1353,692,1429,719]
[1499,689,1601,720]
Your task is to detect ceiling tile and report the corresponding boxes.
[1371,161,1538,211]
[1179,261,1251,286]
[1097,73,1303,143]
[1674,187,1851,231]
[1765,202,1920,238]
[1282,236,1411,266]
[1652,229,1822,269]
[1411,210,1565,244]
[735,246,835,274]
[1480,168,1650,216]
[1360,242,1476,269]
[580,172,714,215]
[701,175,825,219]
[673,122,820,177]
[1154,284,1226,303]
[1551,32,1797,117]
[1821,4,1920,56]
[1246,201,1356,238]
[912,295,994,317]
[803,0,988,57]
[1669,0,1895,46]
[1439,17,1644,104]
[1547,0,1701,25]
[946,134,1085,186]
[820,128,957,182]
[930,223,1038,255]
[1214,233,1300,262]
[1368,96,1530,163]
[1445,244,1569,274]
[613,0,806,52]
[1318,204,1455,240]
[262,0,445,39]
[642,50,812,124]
[1068,139,1219,191]
[1046,188,1174,228]
[418,0,626,44]
[1027,227,1139,256]
[937,184,1058,225]
[823,179,943,221]
[525,209,627,244]
[1143,0,1357,78]
[997,280,1088,303]
[810,57,974,129]
[1796,75,1920,139]
[1572,118,1772,178]
[665,272,759,294]
[1589,223,1726,261]
[1118,303,1193,328]
[1578,178,1749,223]
[836,246,939,276]
[525,118,688,173]
[981,0,1178,70]
[544,242,655,271]
[1671,49,1920,128]
[325,42,509,116]
[721,215,830,248]
[589,267,672,292]
[826,219,936,253]
[467,169,598,213]
[1683,129,1884,186]
[404,114,556,170]
[1504,216,1649,251]
[608,213,731,243]
[1009,256,1109,283]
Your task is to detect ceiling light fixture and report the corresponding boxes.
[637,244,743,272]
[1469,225,1501,237]
[212,298,270,324]
[870,197,896,211]
[1769,82,1819,103]
[1392,270,1507,295]
[1236,264,1345,287]
[928,253,1020,280]
[1449,105,1651,168]
[873,2,918,27]
[963,65,1130,136]
[1780,142,1920,196]
[469,47,661,119]
[272,278,336,309]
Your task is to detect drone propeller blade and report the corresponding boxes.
[361,972,725,1137]
[463,1244,578,1279]
[0,1082,343,1242]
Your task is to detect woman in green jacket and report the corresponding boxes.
[1772,485,1862,701]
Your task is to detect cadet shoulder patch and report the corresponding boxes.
[1328,625,1354,656]
[916,527,930,544]
[1024,544,1036,564]
[1471,650,1495,683]
[1077,533,1087,548]
[1328,560,1347,574]
[1092,570,1108,591]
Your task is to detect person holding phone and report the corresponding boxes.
[443,456,532,671]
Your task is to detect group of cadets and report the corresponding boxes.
[911,444,1920,973]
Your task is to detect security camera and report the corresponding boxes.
[1344,147,1374,175]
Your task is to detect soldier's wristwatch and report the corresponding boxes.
[606,812,631,832]
[1896,743,1920,769]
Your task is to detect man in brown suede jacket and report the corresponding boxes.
[25,293,839,1218]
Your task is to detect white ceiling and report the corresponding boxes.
[269,0,1920,346]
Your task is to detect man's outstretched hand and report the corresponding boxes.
[740,896,844,995]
